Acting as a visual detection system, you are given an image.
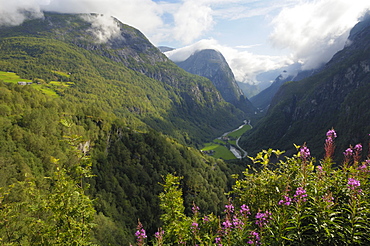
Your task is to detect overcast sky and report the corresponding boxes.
[1,0,370,83]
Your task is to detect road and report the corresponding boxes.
[224,120,251,159]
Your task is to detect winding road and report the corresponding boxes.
[222,120,251,159]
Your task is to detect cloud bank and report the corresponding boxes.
[270,0,370,70]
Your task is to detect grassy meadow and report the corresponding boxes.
[0,71,74,97]
[201,123,251,160]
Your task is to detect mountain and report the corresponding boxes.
[175,49,255,114]
[0,12,247,245]
[0,13,247,144]
[239,15,370,157]
[250,63,318,112]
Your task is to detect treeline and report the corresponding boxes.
[0,80,244,244]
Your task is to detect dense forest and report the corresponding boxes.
[0,13,249,245]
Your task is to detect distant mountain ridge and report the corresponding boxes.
[176,49,255,114]
[250,63,319,112]
[240,14,370,157]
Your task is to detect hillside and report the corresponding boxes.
[239,15,370,157]
[0,12,247,145]
[0,12,248,245]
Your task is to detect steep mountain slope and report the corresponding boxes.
[250,63,318,112]
[0,12,248,245]
[240,16,370,157]
[0,12,246,144]
[176,49,255,114]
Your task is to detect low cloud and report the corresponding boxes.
[0,0,164,42]
[270,0,370,70]
[81,14,121,43]
[165,39,293,84]
[0,0,43,26]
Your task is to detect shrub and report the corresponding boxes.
[133,129,370,245]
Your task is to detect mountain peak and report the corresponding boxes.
[176,49,243,101]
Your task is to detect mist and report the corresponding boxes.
[165,39,293,84]
[0,0,43,26]
[81,14,121,43]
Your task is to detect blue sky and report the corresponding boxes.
[1,0,370,83]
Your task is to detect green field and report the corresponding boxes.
[201,123,251,160]
[0,71,74,97]
[201,143,236,160]
[0,71,32,83]
[227,124,252,138]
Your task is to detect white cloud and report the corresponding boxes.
[0,0,43,26]
[42,0,164,35]
[235,44,262,49]
[81,14,121,43]
[270,0,370,70]
[165,39,293,83]
[172,0,214,44]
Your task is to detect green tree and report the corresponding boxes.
[0,146,95,245]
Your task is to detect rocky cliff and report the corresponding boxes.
[176,49,255,114]
[240,14,370,156]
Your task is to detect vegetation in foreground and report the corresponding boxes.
[134,129,370,245]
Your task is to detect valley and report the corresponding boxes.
[0,7,369,246]
[201,121,251,160]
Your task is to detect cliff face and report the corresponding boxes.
[176,49,255,114]
[177,49,243,103]
[240,15,370,156]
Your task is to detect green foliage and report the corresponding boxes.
[0,12,246,145]
[145,131,370,245]
[0,139,95,245]
[159,174,191,244]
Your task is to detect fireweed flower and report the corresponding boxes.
[358,160,370,172]
[135,221,147,246]
[326,129,337,138]
[222,219,233,234]
[317,165,323,171]
[278,195,292,206]
[191,222,199,233]
[192,203,200,215]
[322,192,334,208]
[325,129,337,159]
[300,145,311,161]
[215,237,222,246]
[203,215,210,223]
[240,204,251,217]
[294,187,308,202]
[344,148,353,157]
[154,228,164,242]
[247,231,261,245]
[224,203,235,213]
[255,210,272,228]
[232,215,244,230]
[354,144,362,163]
[343,147,353,164]
[348,178,361,191]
